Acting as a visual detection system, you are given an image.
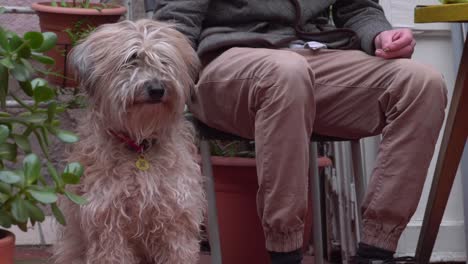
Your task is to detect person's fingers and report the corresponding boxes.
[382,30,413,52]
[377,31,394,51]
[375,39,416,59]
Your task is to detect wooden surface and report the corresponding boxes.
[415,3,468,23]
[414,29,468,263]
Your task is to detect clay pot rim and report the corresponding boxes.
[31,2,127,16]
[210,156,257,167]
[0,229,15,248]
[210,155,333,168]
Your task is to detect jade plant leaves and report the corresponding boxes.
[27,189,58,204]
[23,153,41,184]
[24,32,44,50]
[62,162,83,184]
[34,32,57,52]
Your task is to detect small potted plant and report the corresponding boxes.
[31,0,127,87]
[0,17,85,264]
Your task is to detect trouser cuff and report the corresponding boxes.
[361,221,404,252]
[265,229,303,252]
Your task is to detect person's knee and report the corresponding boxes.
[393,60,448,110]
[259,51,315,109]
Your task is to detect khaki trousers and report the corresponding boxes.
[190,47,448,252]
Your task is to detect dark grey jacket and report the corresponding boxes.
[154,0,392,58]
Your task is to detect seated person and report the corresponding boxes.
[154,1,448,263]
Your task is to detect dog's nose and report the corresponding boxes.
[145,80,165,101]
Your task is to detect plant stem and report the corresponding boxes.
[33,130,49,160]
[10,93,34,112]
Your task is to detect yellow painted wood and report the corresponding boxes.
[414,3,468,23]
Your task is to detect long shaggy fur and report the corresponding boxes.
[53,20,204,264]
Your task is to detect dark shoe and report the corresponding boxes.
[269,249,303,264]
[350,255,416,264]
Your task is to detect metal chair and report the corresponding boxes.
[191,117,367,264]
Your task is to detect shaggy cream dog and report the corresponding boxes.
[53,19,205,264]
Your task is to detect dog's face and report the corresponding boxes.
[69,19,199,139]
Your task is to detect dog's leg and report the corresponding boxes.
[147,214,201,264]
[77,201,140,264]
[52,200,86,264]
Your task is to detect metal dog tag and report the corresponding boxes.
[136,155,150,171]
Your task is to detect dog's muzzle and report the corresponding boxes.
[144,79,165,103]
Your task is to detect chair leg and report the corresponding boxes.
[200,140,223,264]
[350,140,366,242]
[333,142,352,263]
[310,142,324,264]
[350,140,366,212]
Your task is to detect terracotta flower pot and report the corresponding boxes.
[0,229,15,264]
[31,2,127,87]
[211,156,331,264]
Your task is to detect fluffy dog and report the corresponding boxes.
[53,19,205,264]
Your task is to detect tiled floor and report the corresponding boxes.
[15,246,315,264]
[10,216,316,263]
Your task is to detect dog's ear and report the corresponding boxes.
[68,38,95,95]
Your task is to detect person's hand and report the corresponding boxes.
[374,28,416,59]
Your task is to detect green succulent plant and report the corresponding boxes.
[0,13,85,231]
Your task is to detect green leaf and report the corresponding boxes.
[47,102,57,122]
[35,32,57,52]
[51,1,58,7]
[0,125,10,144]
[0,7,6,15]
[47,162,63,189]
[20,58,35,74]
[0,143,17,161]
[31,78,48,88]
[11,63,31,82]
[19,81,33,96]
[54,129,78,143]
[0,65,7,108]
[24,200,45,222]
[0,57,14,69]
[17,221,28,232]
[20,113,48,124]
[0,192,8,203]
[62,162,83,184]
[0,170,21,184]
[0,210,13,228]
[11,197,28,223]
[51,203,66,225]
[10,34,22,50]
[17,45,31,59]
[0,28,9,52]
[24,32,44,50]
[27,189,58,204]
[23,154,41,184]
[13,134,31,153]
[31,53,55,65]
[33,85,55,103]
[65,191,87,205]
[0,182,11,194]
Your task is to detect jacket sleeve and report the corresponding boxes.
[332,0,393,55]
[153,0,211,49]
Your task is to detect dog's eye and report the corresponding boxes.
[126,53,138,65]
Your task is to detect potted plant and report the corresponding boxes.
[207,139,331,264]
[31,0,127,87]
[0,15,85,264]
